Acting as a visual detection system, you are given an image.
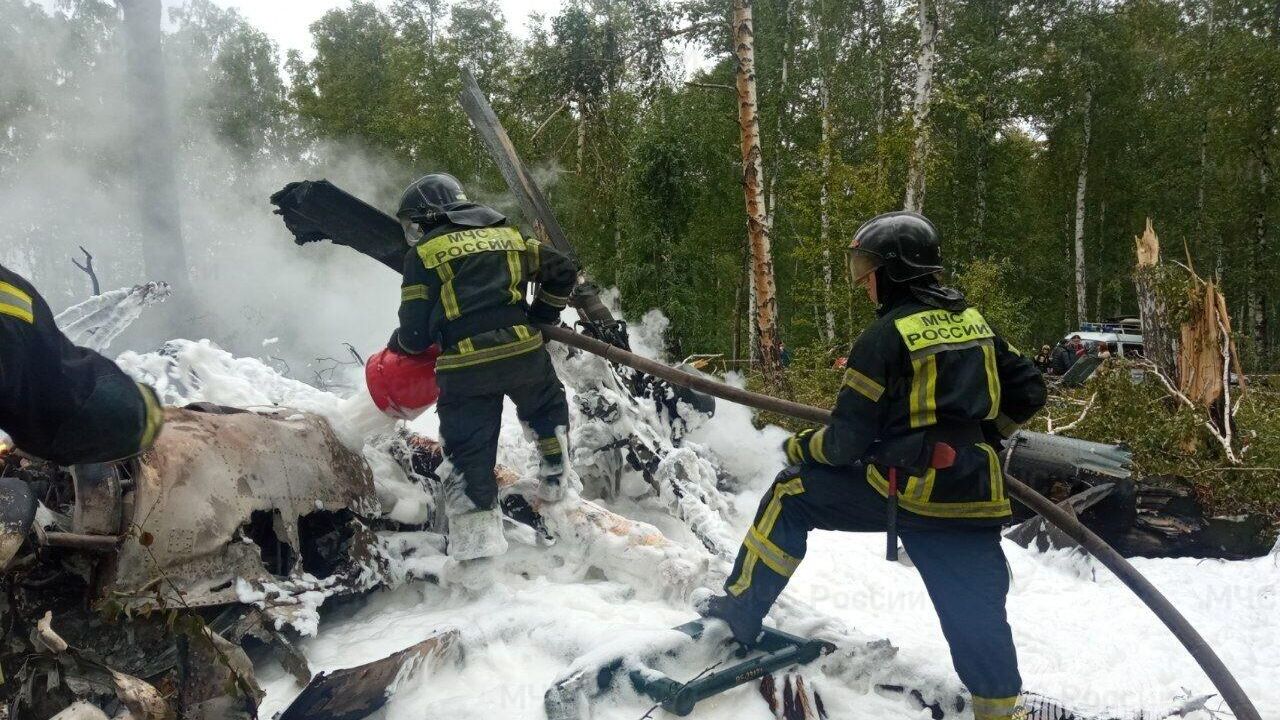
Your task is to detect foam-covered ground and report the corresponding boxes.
[111,305,1277,720]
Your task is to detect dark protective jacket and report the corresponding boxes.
[390,214,578,371]
[791,288,1047,523]
[1050,344,1073,375]
[0,264,164,465]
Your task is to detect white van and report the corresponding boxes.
[1064,319,1144,358]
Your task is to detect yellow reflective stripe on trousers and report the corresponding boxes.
[972,695,1020,720]
[842,367,885,401]
[909,354,938,428]
[746,526,800,576]
[457,338,475,354]
[436,332,543,370]
[729,477,804,596]
[506,250,523,304]
[436,263,461,319]
[0,281,34,324]
[982,340,1001,420]
[537,436,562,456]
[401,284,429,302]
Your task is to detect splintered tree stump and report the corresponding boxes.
[1133,219,1179,381]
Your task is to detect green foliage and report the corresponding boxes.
[1026,363,1280,524]
[951,258,1031,352]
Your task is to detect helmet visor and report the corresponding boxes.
[847,248,881,286]
[400,216,425,247]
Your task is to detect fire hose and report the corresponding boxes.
[538,322,1261,720]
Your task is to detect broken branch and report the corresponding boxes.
[1140,360,1240,464]
[531,101,568,144]
[685,81,735,92]
[71,245,101,296]
[1048,392,1097,435]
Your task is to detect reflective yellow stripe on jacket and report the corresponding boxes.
[436,328,544,371]
[0,281,34,324]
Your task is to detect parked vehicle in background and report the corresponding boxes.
[1064,318,1145,358]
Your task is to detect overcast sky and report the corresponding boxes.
[213,0,562,55]
[35,0,562,56]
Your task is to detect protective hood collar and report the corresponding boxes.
[439,202,506,228]
[910,282,968,313]
[876,271,968,315]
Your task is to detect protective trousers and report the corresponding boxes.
[435,348,569,512]
[722,464,1022,720]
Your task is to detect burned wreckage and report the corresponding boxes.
[0,249,1250,720]
[1,81,1265,720]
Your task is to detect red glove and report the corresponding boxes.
[366,345,441,420]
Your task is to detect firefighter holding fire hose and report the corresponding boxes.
[700,212,1047,720]
[376,173,578,562]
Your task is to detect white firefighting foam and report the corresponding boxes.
[111,308,1277,720]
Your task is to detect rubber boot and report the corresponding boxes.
[696,593,764,647]
[448,508,508,561]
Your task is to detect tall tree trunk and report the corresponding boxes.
[118,0,189,295]
[974,100,994,245]
[764,0,793,233]
[1135,220,1179,382]
[747,252,758,364]
[872,0,888,140]
[1250,125,1273,350]
[733,271,744,364]
[903,0,941,213]
[820,80,836,343]
[1247,2,1279,352]
[1197,0,1217,271]
[1073,87,1093,326]
[733,0,782,372]
[576,94,587,175]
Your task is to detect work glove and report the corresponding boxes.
[783,428,818,466]
[528,300,562,326]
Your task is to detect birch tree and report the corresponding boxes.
[733,0,782,372]
[904,0,941,213]
[1074,86,1093,325]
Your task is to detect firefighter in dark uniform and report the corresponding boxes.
[701,212,1046,720]
[0,263,164,466]
[387,173,578,560]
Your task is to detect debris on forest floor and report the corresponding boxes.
[3,286,1274,719]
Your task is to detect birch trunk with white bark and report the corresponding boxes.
[1074,88,1093,326]
[903,0,940,213]
[733,0,781,372]
[819,57,836,343]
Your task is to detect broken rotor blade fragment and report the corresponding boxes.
[278,629,460,720]
[269,179,405,272]
[458,68,622,329]
[457,69,577,263]
[1004,482,1115,552]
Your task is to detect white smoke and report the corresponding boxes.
[0,1,419,372]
